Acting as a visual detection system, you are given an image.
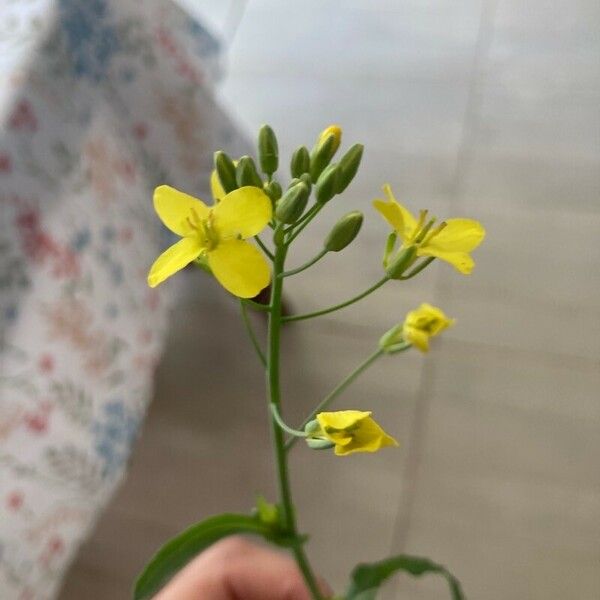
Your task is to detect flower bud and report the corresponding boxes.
[304,420,321,435]
[315,164,341,204]
[290,146,310,178]
[264,180,282,202]
[258,124,278,176]
[275,182,310,224]
[306,438,336,450]
[378,323,405,354]
[386,245,417,279]
[316,125,342,155]
[214,151,238,194]
[299,173,312,190]
[236,155,263,188]
[309,134,337,181]
[324,211,363,252]
[335,143,363,193]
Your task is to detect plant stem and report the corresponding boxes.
[256,235,275,260]
[283,275,390,323]
[268,239,323,600]
[242,298,271,312]
[281,249,328,278]
[286,204,322,245]
[270,404,307,437]
[285,348,385,451]
[239,300,266,367]
[400,256,435,279]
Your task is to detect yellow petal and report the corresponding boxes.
[334,416,399,456]
[207,239,271,298]
[210,169,225,202]
[154,185,210,236]
[147,237,203,288]
[372,185,417,241]
[212,187,272,240]
[403,326,430,352]
[317,410,371,431]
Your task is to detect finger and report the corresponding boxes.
[154,537,332,600]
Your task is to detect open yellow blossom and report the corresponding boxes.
[314,411,398,456]
[148,185,272,298]
[403,303,454,352]
[373,184,485,274]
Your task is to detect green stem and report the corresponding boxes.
[281,249,328,278]
[286,204,322,245]
[239,300,266,367]
[283,275,390,323]
[270,404,307,437]
[267,237,323,600]
[286,348,385,451]
[256,235,275,260]
[242,298,271,312]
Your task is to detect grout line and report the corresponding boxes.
[385,0,499,592]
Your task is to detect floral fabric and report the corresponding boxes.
[0,1,249,598]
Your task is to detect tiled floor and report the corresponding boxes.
[62,1,600,598]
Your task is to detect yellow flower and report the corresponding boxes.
[314,411,398,456]
[373,184,485,274]
[402,303,454,352]
[210,169,226,202]
[148,185,272,297]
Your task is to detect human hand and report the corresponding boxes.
[154,537,333,600]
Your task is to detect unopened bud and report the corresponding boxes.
[290,146,310,178]
[386,245,417,279]
[316,125,342,156]
[258,124,278,176]
[378,324,405,353]
[264,180,282,202]
[236,156,263,188]
[309,134,336,181]
[214,151,238,194]
[315,164,341,204]
[299,173,312,190]
[324,211,363,252]
[335,143,363,193]
[306,438,335,450]
[275,182,310,224]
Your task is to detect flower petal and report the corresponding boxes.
[207,239,271,298]
[210,169,225,202]
[335,416,399,456]
[212,187,272,239]
[317,410,371,431]
[147,237,203,288]
[372,185,418,241]
[154,185,210,236]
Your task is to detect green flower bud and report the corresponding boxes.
[258,124,278,176]
[304,420,321,435]
[378,323,405,353]
[335,143,364,193]
[236,155,263,188]
[214,151,238,194]
[290,146,310,178]
[315,163,341,204]
[309,134,336,181]
[306,438,335,450]
[299,173,312,191]
[324,211,363,252]
[275,182,310,224]
[288,177,301,189]
[386,245,417,279]
[264,180,282,202]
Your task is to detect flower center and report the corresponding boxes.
[408,210,447,246]
[186,208,219,251]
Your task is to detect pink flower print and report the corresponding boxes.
[8,99,38,132]
[132,122,148,140]
[38,353,55,373]
[0,152,12,173]
[6,490,24,511]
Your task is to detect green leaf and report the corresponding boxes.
[134,512,298,600]
[346,554,465,600]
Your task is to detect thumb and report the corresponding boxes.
[154,537,333,600]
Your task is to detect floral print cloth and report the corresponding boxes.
[0,1,248,597]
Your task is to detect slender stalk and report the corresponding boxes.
[256,235,275,260]
[283,275,390,323]
[281,249,328,278]
[270,404,307,437]
[286,204,323,245]
[285,348,385,451]
[400,256,435,279]
[239,300,266,367]
[242,298,271,312]
[267,238,323,600]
